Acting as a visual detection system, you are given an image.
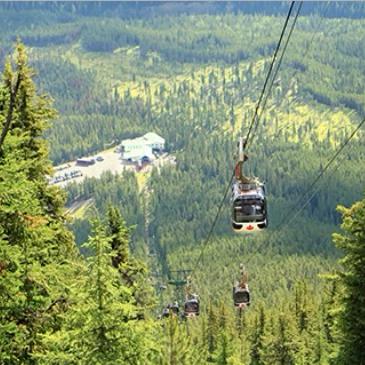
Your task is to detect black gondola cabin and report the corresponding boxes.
[184,297,200,317]
[233,285,250,309]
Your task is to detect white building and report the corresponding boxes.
[121,132,165,152]
[122,146,155,163]
[143,132,165,150]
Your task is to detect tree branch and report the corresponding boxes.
[0,73,22,151]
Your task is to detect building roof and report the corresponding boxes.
[122,146,155,161]
[143,132,165,144]
[121,138,139,147]
[121,132,165,149]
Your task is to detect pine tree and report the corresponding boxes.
[293,281,324,364]
[106,205,130,270]
[206,301,219,360]
[213,330,233,365]
[0,43,77,364]
[332,198,365,365]
[294,282,311,333]
[235,310,251,365]
[260,316,276,365]
[38,221,154,365]
[212,304,236,365]
[157,316,203,365]
[272,313,299,365]
[105,205,154,312]
[250,306,266,365]
[322,280,340,363]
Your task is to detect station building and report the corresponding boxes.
[121,132,165,153]
[120,132,165,164]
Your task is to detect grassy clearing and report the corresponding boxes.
[136,170,150,192]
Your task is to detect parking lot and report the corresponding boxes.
[51,148,132,187]
[51,149,175,188]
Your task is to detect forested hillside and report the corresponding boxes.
[1,2,365,364]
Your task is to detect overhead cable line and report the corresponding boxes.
[248,1,330,149]
[189,1,298,279]
[246,1,303,149]
[277,115,365,230]
[245,115,365,265]
[245,1,329,150]
[244,1,296,150]
[191,172,235,274]
[289,1,330,83]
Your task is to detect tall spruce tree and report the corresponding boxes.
[157,316,203,365]
[212,303,236,365]
[260,316,276,365]
[0,43,77,364]
[38,221,154,365]
[206,300,219,361]
[333,197,365,365]
[272,313,299,365]
[105,205,154,312]
[322,280,341,363]
[250,305,266,365]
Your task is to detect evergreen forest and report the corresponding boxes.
[0,2,365,364]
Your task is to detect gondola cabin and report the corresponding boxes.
[170,302,179,315]
[231,180,267,232]
[162,307,170,318]
[184,297,200,317]
[161,302,179,318]
[233,285,250,309]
